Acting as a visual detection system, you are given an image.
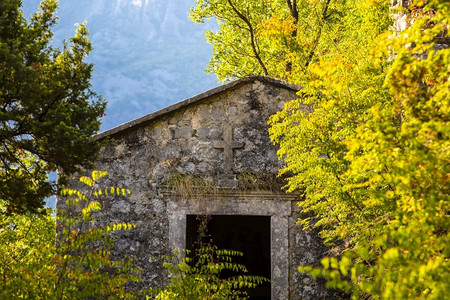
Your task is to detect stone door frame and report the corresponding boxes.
[166,191,295,299]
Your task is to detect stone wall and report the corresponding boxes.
[58,77,338,298]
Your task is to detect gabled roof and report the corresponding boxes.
[95,76,300,140]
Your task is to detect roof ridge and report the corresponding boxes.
[95,76,300,140]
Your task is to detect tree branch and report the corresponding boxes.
[227,0,269,76]
[305,0,332,68]
[286,0,299,23]
[285,1,299,72]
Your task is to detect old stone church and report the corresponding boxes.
[62,76,340,299]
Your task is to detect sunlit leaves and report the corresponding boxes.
[150,246,269,299]
[190,0,295,81]
[266,0,449,298]
[0,209,56,299]
[1,171,141,298]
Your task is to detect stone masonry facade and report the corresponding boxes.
[58,76,342,299]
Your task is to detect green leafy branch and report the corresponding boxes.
[149,246,269,299]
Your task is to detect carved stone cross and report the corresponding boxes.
[214,125,244,174]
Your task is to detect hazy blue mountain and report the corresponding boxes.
[23,0,218,131]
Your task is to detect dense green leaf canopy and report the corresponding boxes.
[192,0,449,298]
[190,0,354,82]
[0,0,106,213]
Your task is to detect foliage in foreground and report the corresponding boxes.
[149,246,269,300]
[0,208,56,298]
[268,1,449,299]
[193,0,449,298]
[0,171,141,299]
[0,0,106,214]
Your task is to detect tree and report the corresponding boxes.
[268,0,449,298]
[0,171,141,299]
[0,208,56,298]
[0,0,106,214]
[193,0,449,298]
[190,0,348,82]
[190,0,275,81]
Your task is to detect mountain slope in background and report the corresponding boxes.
[23,0,218,131]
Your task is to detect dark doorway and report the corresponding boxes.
[186,215,271,299]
